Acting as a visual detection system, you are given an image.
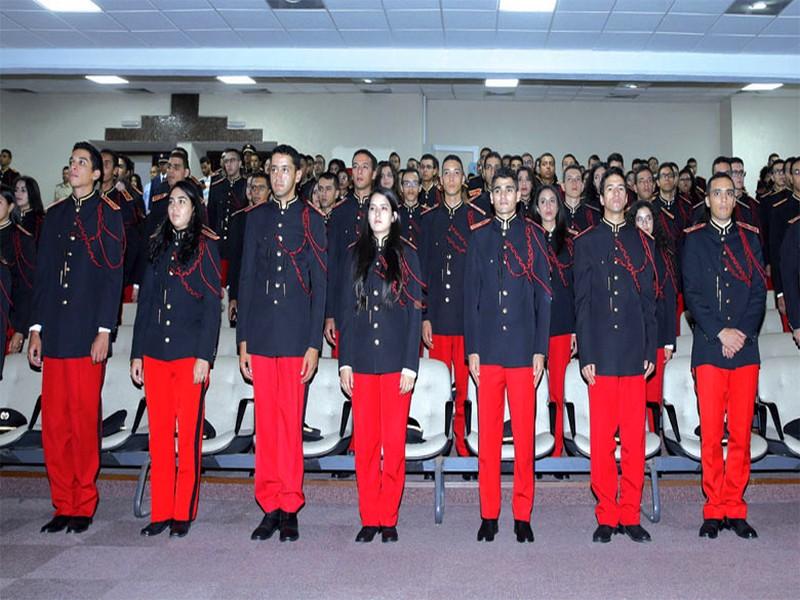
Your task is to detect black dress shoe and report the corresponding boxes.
[355,526,379,542]
[41,515,71,533]
[169,520,190,538]
[513,520,534,543]
[279,512,299,542]
[477,518,498,542]
[592,524,615,543]
[724,518,758,539]
[620,524,652,543]
[66,516,92,534]
[699,519,721,539]
[381,526,398,543]
[251,511,282,541]
[140,521,171,537]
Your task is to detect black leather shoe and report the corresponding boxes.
[355,526,379,542]
[66,516,92,534]
[513,520,534,543]
[699,519,721,539]
[251,511,282,541]
[477,519,498,542]
[140,521,171,537]
[381,526,398,543]
[41,515,71,533]
[279,512,299,542]
[592,525,615,543]
[620,524,652,543]
[724,518,758,539]
[169,520,190,538]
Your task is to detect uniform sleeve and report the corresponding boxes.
[195,239,222,362]
[207,190,218,234]
[325,210,340,321]
[235,209,257,346]
[463,233,481,357]
[531,227,552,357]
[572,236,595,369]
[681,234,725,341]
[663,263,678,348]
[735,234,766,339]
[337,248,354,369]
[227,214,245,301]
[10,232,36,335]
[769,206,788,297]
[30,210,56,330]
[640,235,658,366]
[402,248,423,374]
[780,223,800,329]
[419,215,432,322]
[96,205,125,331]
[306,210,327,351]
[130,256,155,360]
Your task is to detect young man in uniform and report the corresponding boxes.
[237,144,327,542]
[769,157,800,324]
[208,148,247,287]
[398,168,424,247]
[563,163,599,233]
[419,154,442,208]
[574,167,657,544]
[465,168,551,543]
[682,172,766,539]
[780,214,800,346]
[28,141,124,534]
[468,151,501,214]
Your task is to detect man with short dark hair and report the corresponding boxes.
[144,149,191,239]
[419,153,442,208]
[389,152,401,173]
[208,148,247,286]
[563,163,599,233]
[634,165,655,203]
[509,155,523,173]
[769,156,800,322]
[607,153,624,171]
[0,148,19,191]
[53,166,72,203]
[398,168,424,246]
[537,153,557,188]
[469,152,500,214]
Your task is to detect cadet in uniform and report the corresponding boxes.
[465,168,551,543]
[768,157,800,325]
[780,215,800,346]
[237,144,327,542]
[418,154,443,208]
[398,168,425,247]
[0,255,9,379]
[562,163,599,233]
[28,142,124,534]
[12,176,45,243]
[574,167,657,544]
[338,188,423,543]
[131,180,221,538]
[468,152,500,214]
[144,149,193,240]
[421,155,486,458]
[682,172,766,540]
[207,148,247,287]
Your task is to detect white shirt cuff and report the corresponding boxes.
[664,344,675,351]
[133,284,139,290]
[98,327,111,333]
[401,368,417,379]
[29,324,42,333]
[339,365,352,373]
[776,292,784,298]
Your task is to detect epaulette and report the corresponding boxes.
[210,177,224,187]
[683,223,706,234]
[470,217,491,231]
[467,188,482,199]
[638,228,654,241]
[737,222,760,235]
[660,208,675,220]
[231,204,256,219]
[524,216,545,232]
[189,175,202,187]
[420,204,437,216]
[468,202,486,216]
[101,194,120,211]
[572,225,595,239]
[15,223,33,237]
[330,198,347,211]
[151,192,168,203]
[346,239,358,250]
[585,203,600,212]
[772,197,788,208]
[304,200,326,218]
[45,197,67,212]
[202,226,219,240]
[120,188,132,202]
[131,183,142,196]
[692,200,705,209]
[400,236,418,251]
[567,227,580,237]
[788,214,800,225]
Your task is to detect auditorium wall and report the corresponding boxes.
[0,90,795,195]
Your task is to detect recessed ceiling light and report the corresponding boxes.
[217,76,256,85]
[624,83,639,89]
[499,0,556,12]
[725,0,791,16]
[363,78,373,84]
[741,83,783,91]
[485,78,519,88]
[35,0,101,12]
[85,75,128,84]
[750,1,768,9]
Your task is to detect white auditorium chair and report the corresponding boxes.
[767,289,777,309]
[217,327,238,357]
[202,356,247,456]
[662,356,768,461]
[120,302,137,326]
[465,370,555,460]
[406,358,455,461]
[675,334,693,356]
[302,357,353,458]
[758,333,798,359]
[0,354,42,448]
[757,356,800,458]
[679,312,693,335]
[761,309,784,334]
[112,325,134,359]
[100,355,147,451]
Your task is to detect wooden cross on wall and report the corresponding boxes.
[104,94,263,143]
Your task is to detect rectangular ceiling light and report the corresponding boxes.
[499,0,556,12]
[725,0,792,16]
[485,78,519,88]
[741,83,783,91]
[35,0,101,12]
[217,76,257,85]
[85,75,128,84]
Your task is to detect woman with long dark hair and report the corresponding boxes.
[130,180,222,538]
[338,187,424,544]
[530,184,575,457]
[376,160,402,200]
[12,176,45,241]
[627,200,677,433]
[583,163,606,210]
[517,166,535,214]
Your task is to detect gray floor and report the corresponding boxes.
[1,473,798,600]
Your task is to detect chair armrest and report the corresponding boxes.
[339,400,352,438]
[646,401,661,434]
[564,400,576,438]
[464,399,472,436]
[28,395,41,431]
[548,401,557,435]
[234,398,252,436]
[663,402,681,443]
[130,397,147,434]
[444,399,454,439]
[759,399,784,441]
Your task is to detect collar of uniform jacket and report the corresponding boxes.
[494,212,517,231]
[271,195,298,211]
[709,218,733,236]
[72,189,95,208]
[602,217,626,233]
[444,199,463,217]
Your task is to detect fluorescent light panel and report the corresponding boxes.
[741,83,783,91]
[485,78,519,88]
[217,76,256,85]
[499,0,556,13]
[35,0,101,12]
[85,75,128,84]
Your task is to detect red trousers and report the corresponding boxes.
[694,364,759,520]
[143,356,205,522]
[589,375,646,526]
[41,357,104,518]
[252,355,305,514]
[676,293,685,336]
[122,285,135,304]
[645,348,666,432]
[351,372,412,527]
[478,365,535,521]
[220,259,229,289]
[429,334,469,456]
[547,334,572,457]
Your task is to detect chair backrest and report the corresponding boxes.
[407,358,453,442]
[121,302,137,326]
[0,353,42,432]
[675,334,693,357]
[662,355,700,440]
[761,309,784,334]
[758,356,800,439]
[679,312,692,335]
[467,368,551,435]
[217,327,238,357]
[203,356,243,448]
[563,359,590,438]
[113,325,134,359]
[306,358,351,437]
[758,333,798,359]
[767,289,777,310]
[100,355,145,447]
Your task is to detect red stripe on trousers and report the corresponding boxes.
[143,356,205,522]
[252,355,306,514]
[694,364,758,520]
[429,334,469,456]
[122,285,134,304]
[645,348,666,432]
[676,293,685,336]
[589,374,646,526]
[547,334,572,457]
[351,372,412,527]
[41,357,104,517]
[220,259,229,289]
[478,365,535,521]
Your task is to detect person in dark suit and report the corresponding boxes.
[780,215,800,346]
[338,187,423,544]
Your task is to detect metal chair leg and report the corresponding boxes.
[133,455,151,519]
[434,455,445,525]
